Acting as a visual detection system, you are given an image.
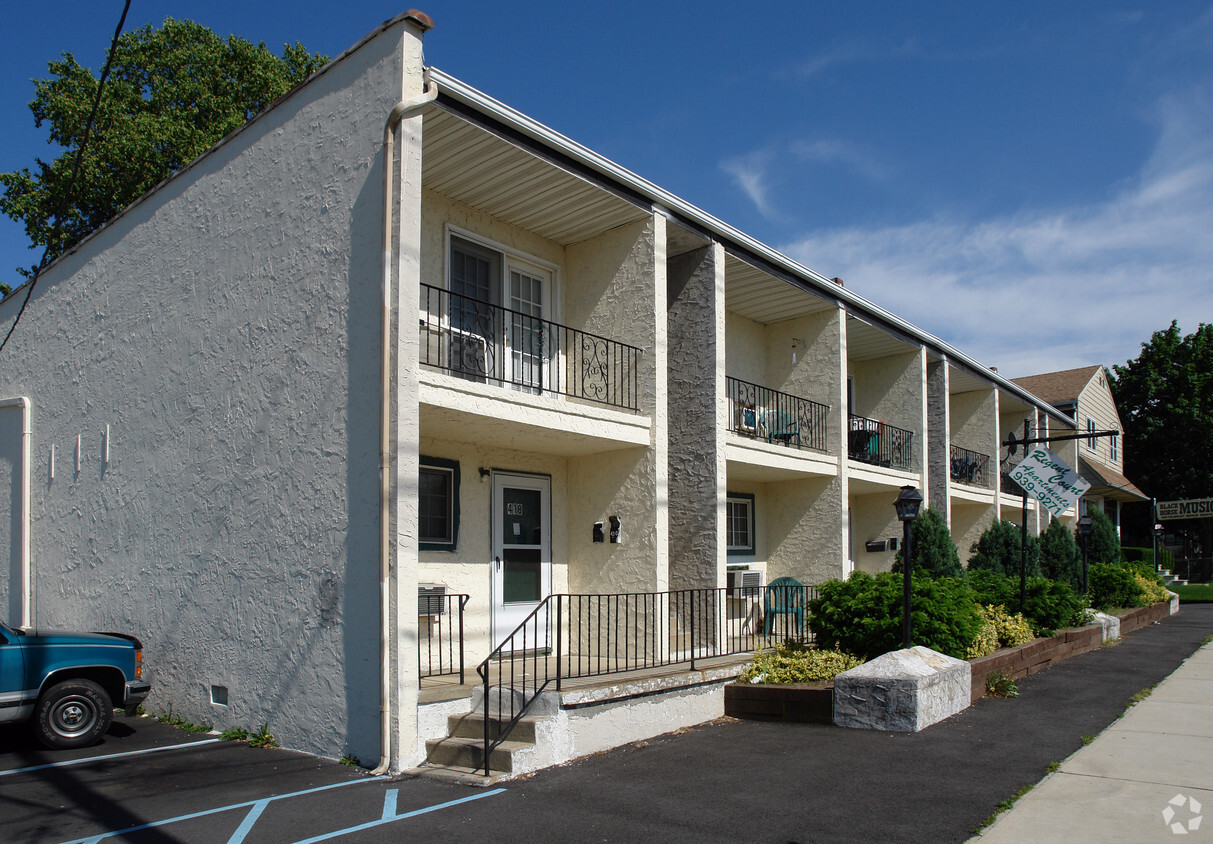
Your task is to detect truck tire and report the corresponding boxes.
[34,679,113,749]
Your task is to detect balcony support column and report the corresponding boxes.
[926,358,950,523]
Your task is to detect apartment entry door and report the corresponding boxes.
[491,472,552,650]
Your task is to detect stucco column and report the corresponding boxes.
[388,14,429,773]
[926,358,949,522]
[666,243,725,590]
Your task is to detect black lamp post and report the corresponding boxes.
[1077,514,1093,594]
[894,485,924,649]
[1154,523,1165,577]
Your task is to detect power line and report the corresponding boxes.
[0,0,132,355]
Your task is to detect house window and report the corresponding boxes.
[1086,417,1097,451]
[726,493,755,556]
[1109,431,1118,462]
[419,457,460,550]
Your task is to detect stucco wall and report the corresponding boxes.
[764,475,845,584]
[0,404,20,626]
[850,491,903,574]
[850,350,924,472]
[667,246,724,590]
[0,21,422,764]
[927,361,949,515]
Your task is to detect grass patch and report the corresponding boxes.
[1046,761,1061,773]
[973,783,1035,833]
[1119,684,1157,718]
[220,723,279,748]
[1201,634,1213,648]
[985,672,1020,698]
[155,707,212,734]
[1080,734,1096,746]
[1170,584,1213,603]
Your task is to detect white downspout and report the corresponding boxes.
[373,72,437,777]
[0,397,31,628]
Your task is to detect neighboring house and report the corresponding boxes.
[0,12,1076,774]
[1013,365,1149,532]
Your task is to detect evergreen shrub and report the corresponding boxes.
[1088,562,1144,611]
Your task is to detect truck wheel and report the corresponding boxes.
[34,679,113,749]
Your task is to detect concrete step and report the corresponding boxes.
[424,734,532,773]
[408,762,510,787]
[447,712,543,742]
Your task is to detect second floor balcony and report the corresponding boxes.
[950,444,992,489]
[848,414,914,471]
[726,376,829,453]
[420,283,643,412]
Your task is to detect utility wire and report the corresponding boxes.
[0,0,132,354]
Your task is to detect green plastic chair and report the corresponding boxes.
[764,576,806,635]
[759,409,800,447]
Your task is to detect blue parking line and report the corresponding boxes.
[57,776,386,844]
[226,798,271,844]
[0,738,223,778]
[288,788,507,844]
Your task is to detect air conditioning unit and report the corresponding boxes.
[864,538,899,553]
[727,569,763,597]
[418,583,447,616]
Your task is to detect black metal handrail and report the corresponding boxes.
[418,593,470,683]
[847,414,914,470]
[475,582,819,775]
[420,283,642,411]
[726,377,829,453]
[949,445,991,489]
[1000,471,1022,496]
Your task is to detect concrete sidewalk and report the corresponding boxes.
[975,638,1213,842]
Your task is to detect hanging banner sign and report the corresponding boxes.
[1157,498,1213,520]
[1009,447,1090,518]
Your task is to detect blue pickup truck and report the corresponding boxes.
[0,619,150,748]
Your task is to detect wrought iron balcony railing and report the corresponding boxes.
[949,445,991,489]
[726,377,829,453]
[847,414,914,471]
[420,283,642,412]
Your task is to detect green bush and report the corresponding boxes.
[968,569,1084,635]
[1038,518,1081,589]
[1088,562,1144,611]
[968,519,1040,578]
[1087,508,1120,565]
[892,507,964,578]
[738,642,863,684]
[966,569,1016,607]
[1134,572,1171,605]
[966,603,1034,659]
[807,572,983,660]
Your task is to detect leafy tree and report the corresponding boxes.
[892,507,963,578]
[967,519,1040,578]
[1,18,327,278]
[1038,517,1081,588]
[1087,507,1121,566]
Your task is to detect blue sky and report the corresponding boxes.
[3,1,1212,377]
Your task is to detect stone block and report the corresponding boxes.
[1168,591,1180,616]
[833,646,971,732]
[1091,611,1120,642]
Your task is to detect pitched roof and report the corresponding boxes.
[1011,365,1101,405]
[1078,456,1149,502]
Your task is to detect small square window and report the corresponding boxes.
[726,493,755,556]
[419,457,460,550]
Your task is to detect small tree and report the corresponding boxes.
[967,519,1040,578]
[892,507,963,578]
[1087,508,1121,565]
[1038,517,1081,588]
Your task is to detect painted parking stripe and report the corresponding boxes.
[226,797,271,844]
[0,738,223,777]
[288,788,507,844]
[58,777,386,844]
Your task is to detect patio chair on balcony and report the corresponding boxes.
[764,576,807,636]
[759,409,801,447]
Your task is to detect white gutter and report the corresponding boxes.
[0,397,31,628]
[426,67,1072,427]
[374,71,437,777]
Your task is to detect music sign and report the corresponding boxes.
[1009,447,1090,518]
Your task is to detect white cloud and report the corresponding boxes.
[780,90,1213,378]
[719,149,779,220]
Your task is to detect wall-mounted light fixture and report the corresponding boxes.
[791,338,804,364]
[609,515,621,544]
[478,467,491,480]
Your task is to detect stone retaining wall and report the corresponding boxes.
[1117,599,1171,635]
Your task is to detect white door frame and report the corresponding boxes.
[491,472,552,650]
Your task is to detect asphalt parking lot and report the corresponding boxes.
[4,604,1212,843]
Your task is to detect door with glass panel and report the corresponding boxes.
[506,261,550,394]
[491,473,552,649]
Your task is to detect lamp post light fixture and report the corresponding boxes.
[1153,522,1165,579]
[1077,514,1093,594]
[894,485,924,649]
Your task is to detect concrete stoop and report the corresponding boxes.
[411,662,743,784]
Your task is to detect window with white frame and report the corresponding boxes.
[419,457,459,550]
[1086,417,1097,451]
[1109,431,1118,462]
[726,493,755,556]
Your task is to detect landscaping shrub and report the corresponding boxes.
[1038,518,1081,589]
[1021,577,1086,635]
[968,519,1040,578]
[1087,508,1120,565]
[967,614,999,659]
[807,572,983,660]
[990,604,1035,647]
[892,507,964,578]
[738,642,863,684]
[1134,572,1171,605]
[1088,562,1144,611]
[966,568,1017,607]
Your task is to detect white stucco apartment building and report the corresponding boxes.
[0,12,1087,772]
